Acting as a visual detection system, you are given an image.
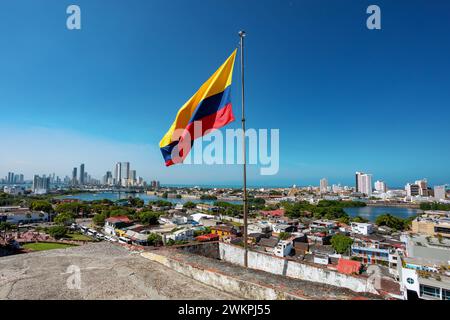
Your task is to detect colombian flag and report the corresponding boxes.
[160,50,237,166]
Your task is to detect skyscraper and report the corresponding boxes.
[32,175,50,194]
[72,167,78,185]
[114,162,122,185]
[120,162,130,186]
[374,180,387,193]
[319,178,328,193]
[415,179,428,196]
[434,185,446,201]
[356,172,372,196]
[130,170,136,182]
[7,172,14,184]
[79,163,85,185]
[355,172,362,192]
[121,162,130,180]
[405,183,420,197]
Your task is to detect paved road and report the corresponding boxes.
[0,242,236,300]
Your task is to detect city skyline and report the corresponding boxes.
[1,165,448,191]
[1,1,450,187]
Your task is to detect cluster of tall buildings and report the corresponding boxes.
[1,172,25,185]
[101,162,145,187]
[71,163,100,186]
[319,173,447,201]
[32,175,50,194]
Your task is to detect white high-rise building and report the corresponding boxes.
[434,185,446,201]
[355,172,372,196]
[359,174,372,196]
[320,178,328,193]
[415,179,428,196]
[114,162,122,184]
[374,180,387,193]
[405,183,420,197]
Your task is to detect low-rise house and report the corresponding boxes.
[351,222,374,235]
[257,237,279,253]
[337,258,362,275]
[210,225,241,238]
[199,217,221,227]
[190,213,215,223]
[125,229,150,246]
[351,234,401,266]
[196,233,219,242]
[310,219,337,233]
[104,216,132,236]
[272,223,296,234]
[293,242,309,255]
[307,232,332,245]
[313,253,329,265]
[273,240,293,257]
[259,208,285,218]
[0,210,49,224]
[247,222,272,236]
[166,228,194,242]
[247,232,264,243]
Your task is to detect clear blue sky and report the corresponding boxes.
[1,0,449,187]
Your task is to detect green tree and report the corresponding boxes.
[54,212,75,225]
[48,225,67,239]
[331,234,353,254]
[128,197,144,207]
[93,212,107,226]
[0,221,13,231]
[109,208,130,217]
[351,216,369,223]
[375,214,406,231]
[139,211,160,225]
[30,200,53,213]
[278,232,291,240]
[147,233,162,246]
[183,201,196,209]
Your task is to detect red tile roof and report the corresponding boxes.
[196,234,219,242]
[105,216,131,224]
[260,209,285,217]
[337,258,361,275]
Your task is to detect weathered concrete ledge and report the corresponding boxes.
[141,249,381,300]
[141,250,301,300]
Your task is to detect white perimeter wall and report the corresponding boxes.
[219,242,379,294]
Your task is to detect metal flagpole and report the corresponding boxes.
[238,30,248,268]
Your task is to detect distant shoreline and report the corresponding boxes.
[366,202,421,209]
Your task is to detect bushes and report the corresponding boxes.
[278,232,291,240]
[93,212,107,226]
[54,212,75,225]
[138,211,160,225]
[183,201,196,209]
[30,200,53,213]
[375,213,408,231]
[147,233,162,246]
[48,225,67,239]
[331,234,353,254]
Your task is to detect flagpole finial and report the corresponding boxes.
[238,30,246,37]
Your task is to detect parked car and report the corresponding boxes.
[118,236,132,244]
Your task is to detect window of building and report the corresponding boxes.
[443,289,450,300]
[420,285,440,299]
